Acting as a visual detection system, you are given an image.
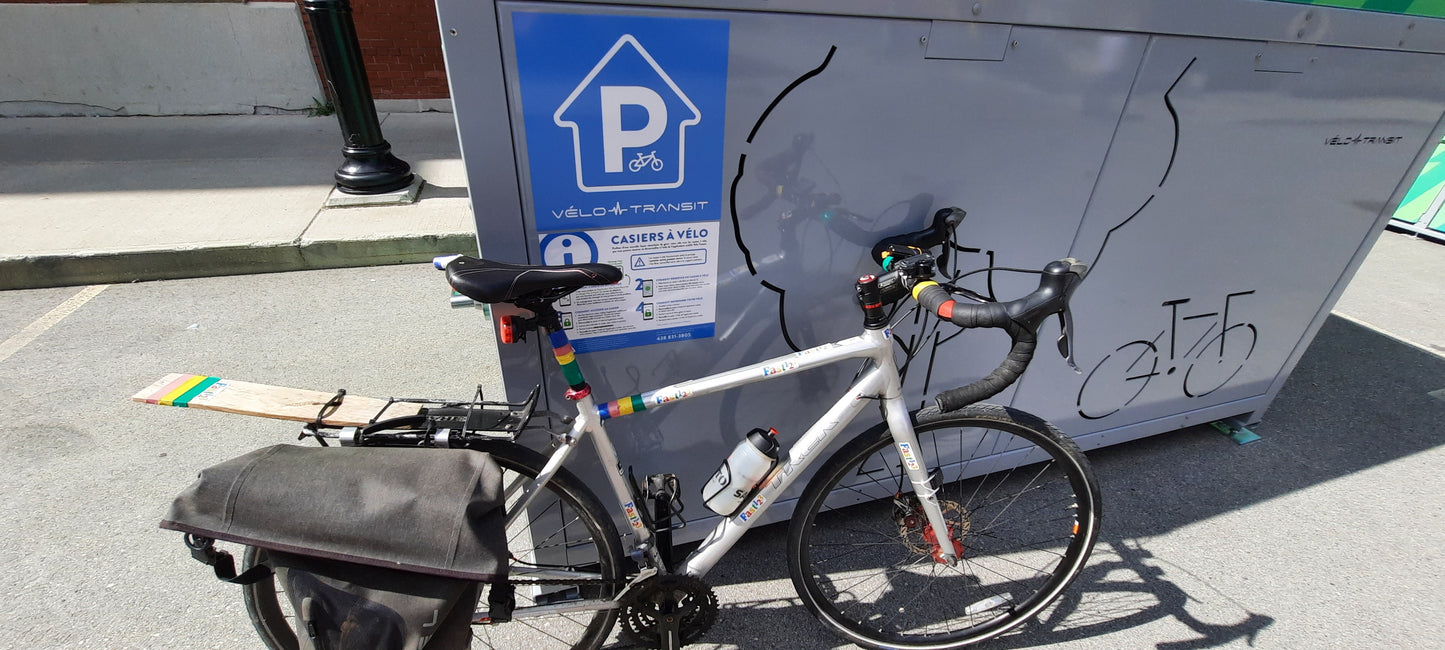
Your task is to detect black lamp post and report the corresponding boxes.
[300,0,414,194]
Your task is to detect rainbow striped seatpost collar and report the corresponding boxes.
[546,327,591,400]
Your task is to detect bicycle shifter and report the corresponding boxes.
[1057,308,1081,373]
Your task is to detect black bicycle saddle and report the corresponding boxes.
[444,255,622,304]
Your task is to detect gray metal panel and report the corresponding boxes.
[490,2,1146,537]
[434,3,528,265]
[924,21,1012,61]
[435,1,559,415]
[544,0,1445,54]
[1255,41,1316,72]
[1255,112,1445,424]
[1013,35,1445,434]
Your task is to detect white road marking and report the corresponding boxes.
[1330,310,1445,361]
[0,285,107,364]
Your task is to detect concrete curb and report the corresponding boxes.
[0,233,478,290]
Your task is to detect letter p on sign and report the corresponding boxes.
[600,86,667,173]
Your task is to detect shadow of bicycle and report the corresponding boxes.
[998,536,1273,650]
[613,513,1270,650]
[669,531,1272,650]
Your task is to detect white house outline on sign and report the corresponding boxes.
[553,34,702,193]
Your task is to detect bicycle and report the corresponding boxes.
[240,210,1101,650]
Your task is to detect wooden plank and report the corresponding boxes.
[132,374,425,426]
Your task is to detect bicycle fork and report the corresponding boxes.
[879,382,961,565]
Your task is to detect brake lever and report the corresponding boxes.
[1056,307,1081,373]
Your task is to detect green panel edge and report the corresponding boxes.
[1392,142,1445,225]
[1270,0,1445,19]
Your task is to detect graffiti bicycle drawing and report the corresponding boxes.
[1076,290,1257,420]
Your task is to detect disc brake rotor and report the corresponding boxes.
[893,497,968,559]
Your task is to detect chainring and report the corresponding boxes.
[620,574,719,648]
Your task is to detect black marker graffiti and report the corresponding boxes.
[1093,57,1196,275]
[1076,290,1257,420]
[1160,57,1195,188]
[730,47,838,276]
[746,46,837,144]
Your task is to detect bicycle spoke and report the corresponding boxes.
[980,462,1054,533]
[793,407,1099,648]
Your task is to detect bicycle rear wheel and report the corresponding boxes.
[788,404,1101,649]
[242,441,625,650]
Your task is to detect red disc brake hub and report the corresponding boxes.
[922,522,965,563]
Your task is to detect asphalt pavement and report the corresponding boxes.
[0,230,1441,649]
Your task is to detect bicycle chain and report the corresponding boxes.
[508,576,628,587]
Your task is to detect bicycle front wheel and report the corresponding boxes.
[243,441,625,650]
[788,404,1101,649]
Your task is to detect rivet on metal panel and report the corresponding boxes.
[972,3,982,16]
[1011,41,1019,49]
[449,29,458,36]
[920,35,928,45]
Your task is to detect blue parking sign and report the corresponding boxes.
[512,12,729,232]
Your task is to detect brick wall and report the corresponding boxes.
[9,0,450,101]
[299,0,450,101]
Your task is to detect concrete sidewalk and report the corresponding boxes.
[0,113,477,290]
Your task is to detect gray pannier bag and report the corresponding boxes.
[161,444,510,650]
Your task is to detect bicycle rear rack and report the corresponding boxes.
[302,385,542,447]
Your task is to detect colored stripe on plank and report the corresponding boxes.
[172,376,221,407]
[142,374,195,404]
[160,375,207,406]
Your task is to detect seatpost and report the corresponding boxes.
[532,306,592,401]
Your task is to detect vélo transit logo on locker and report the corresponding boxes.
[513,11,727,232]
[554,34,701,193]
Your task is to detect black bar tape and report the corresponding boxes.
[935,334,1036,412]
[914,283,1039,411]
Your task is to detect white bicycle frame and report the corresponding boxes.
[508,322,957,610]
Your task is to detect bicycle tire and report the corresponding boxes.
[242,442,626,650]
[787,404,1101,649]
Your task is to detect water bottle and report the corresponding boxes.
[702,428,780,515]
